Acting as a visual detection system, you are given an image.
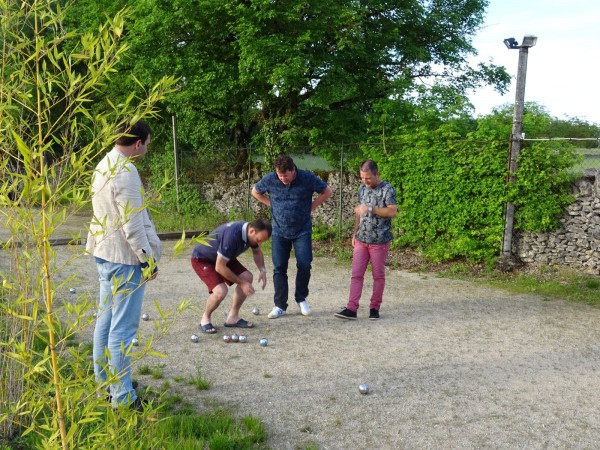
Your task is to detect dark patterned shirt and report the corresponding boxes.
[254,169,328,239]
[355,180,397,245]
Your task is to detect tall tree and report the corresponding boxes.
[66,0,510,169]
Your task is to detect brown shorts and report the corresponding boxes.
[191,257,248,293]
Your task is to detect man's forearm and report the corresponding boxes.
[312,187,333,210]
[251,188,270,207]
[371,205,398,218]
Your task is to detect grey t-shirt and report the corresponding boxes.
[355,180,397,245]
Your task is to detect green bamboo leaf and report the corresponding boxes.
[10,130,31,168]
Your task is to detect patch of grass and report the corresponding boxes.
[162,393,184,410]
[252,153,334,171]
[572,149,600,172]
[335,247,353,262]
[4,395,268,450]
[446,264,600,307]
[188,368,211,390]
[491,272,600,306]
[150,408,267,449]
[137,364,166,379]
[153,208,226,234]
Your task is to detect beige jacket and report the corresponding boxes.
[86,148,162,265]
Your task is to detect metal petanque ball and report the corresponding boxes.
[238,335,247,343]
[141,313,150,321]
[231,333,239,343]
[191,334,199,343]
[259,338,268,347]
[131,338,139,347]
[252,307,261,315]
[223,335,232,343]
[69,287,76,294]
[358,383,370,395]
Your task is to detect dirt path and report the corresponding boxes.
[44,240,600,450]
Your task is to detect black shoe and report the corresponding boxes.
[369,308,380,320]
[334,308,357,320]
[105,381,139,403]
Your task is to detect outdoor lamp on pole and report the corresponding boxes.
[501,35,538,259]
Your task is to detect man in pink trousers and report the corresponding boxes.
[335,160,397,320]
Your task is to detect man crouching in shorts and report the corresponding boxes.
[191,219,272,334]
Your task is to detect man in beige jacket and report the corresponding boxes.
[87,120,161,410]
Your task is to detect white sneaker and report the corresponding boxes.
[298,301,312,316]
[268,307,285,319]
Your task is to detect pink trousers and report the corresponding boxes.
[347,240,390,312]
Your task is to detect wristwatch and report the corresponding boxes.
[260,267,267,273]
[368,206,373,214]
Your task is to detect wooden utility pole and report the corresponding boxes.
[501,36,537,259]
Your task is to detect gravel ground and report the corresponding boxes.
[46,241,600,450]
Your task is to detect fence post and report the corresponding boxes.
[247,146,252,216]
[172,114,180,213]
[338,147,344,240]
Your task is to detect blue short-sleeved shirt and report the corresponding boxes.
[191,221,255,262]
[254,169,328,239]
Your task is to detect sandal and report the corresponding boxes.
[224,318,254,329]
[199,322,217,334]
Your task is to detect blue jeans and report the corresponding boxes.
[271,232,312,310]
[93,261,145,406]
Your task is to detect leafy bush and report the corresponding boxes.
[0,1,177,447]
[364,114,579,262]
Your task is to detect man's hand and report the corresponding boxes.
[355,204,370,216]
[240,281,256,297]
[141,262,158,281]
[258,270,267,290]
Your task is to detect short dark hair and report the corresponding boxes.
[359,160,378,174]
[249,218,272,237]
[116,120,152,146]
[274,154,295,173]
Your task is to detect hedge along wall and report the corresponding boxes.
[515,170,600,274]
[199,166,600,274]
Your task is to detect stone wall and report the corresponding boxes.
[199,169,600,273]
[200,170,360,231]
[514,170,600,273]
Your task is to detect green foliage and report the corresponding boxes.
[188,368,211,391]
[148,408,266,450]
[364,104,580,262]
[312,223,339,242]
[65,0,510,169]
[138,364,166,379]
[513,142,579,231]
[490,103,600,148]
[0,0,180,447]
[456,266,600,307]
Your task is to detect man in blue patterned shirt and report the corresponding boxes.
[335,160,397,320]
[252,154,332,319]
